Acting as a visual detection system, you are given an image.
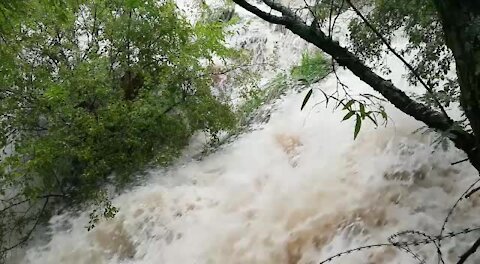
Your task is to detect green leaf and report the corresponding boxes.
[301,89,313,110]
[342,111,355,121]
[0,0,240,251]
[343,99,355,110]
[291,52,329,85]
[319,89,329,107]
[354,114,362,139]
[359,102,366,118]
[366,113,378,126]
[380,110,388,121]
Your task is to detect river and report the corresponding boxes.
[14,1,480,263]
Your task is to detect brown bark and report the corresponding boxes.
[121,70,144,101]
[433,0,480,172]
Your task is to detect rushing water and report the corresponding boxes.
[13,2,480,264]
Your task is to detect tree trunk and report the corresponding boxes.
[434,0,480,169]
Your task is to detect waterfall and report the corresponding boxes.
[12,1,480,264]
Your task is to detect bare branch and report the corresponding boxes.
[457,236,480,264]
[208,63,273,76]
[0,196,49,254]
[465,186,480,199]
[438,177,480,250]
[452,158,470,165]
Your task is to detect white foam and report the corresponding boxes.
[17,1,480,264]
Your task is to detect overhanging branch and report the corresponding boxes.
[457,236,480,264]
[232,0,478,169]
[232,0,287,25]
[344,0,452,122]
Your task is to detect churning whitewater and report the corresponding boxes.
[14,2,480,264]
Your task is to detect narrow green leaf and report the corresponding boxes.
[343,99,355,110]
[354,114,362,139]
[359,102,365,118]
[301,89,313,110]
[380,110,387,121]
[342,111,355,121]
[366,113,378,126]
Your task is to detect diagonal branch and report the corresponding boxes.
[457,236,480,264]
[232,0,479,170]
[0,196,50,254]
[233,0,287,25]
[345,0,452,122]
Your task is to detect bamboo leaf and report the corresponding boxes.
[342,111,355,121]
[301,89,313,110]
[359,102,366,118]
[366,113,378,126]
[343,99,355,110]
[354,114,362,139]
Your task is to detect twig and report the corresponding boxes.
[0,194,65,214]
[344,0,452,123]
[327,0,334,36]
[208,63,273,76]
[452,158,469,165]
[389,230,444,264]
[330,0,345,37]
[438,177,480,251]
[465,186,480,199]
[457,236,480,264]
[0,197,49,254]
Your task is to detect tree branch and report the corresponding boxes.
[0,196,50,254]
[432,0,480,169]
[345,0,452,122]
[232,0,479,170]
[232,0,287,25]
[457,236,480,264]
[0,194,65,215]
[207,63,273,76]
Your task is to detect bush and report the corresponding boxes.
[0,0,237,256]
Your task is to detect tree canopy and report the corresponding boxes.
[2,0,480,261]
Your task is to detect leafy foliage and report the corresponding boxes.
[296,0,455,140]
[237,73,288,125]
[291,52,330,85]
[291,51,329,111]
[340,99,388,139]
[0,0,238,256]
[293,51,388,139]
[347,0,459,109]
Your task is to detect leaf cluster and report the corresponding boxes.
[0,0,238,255]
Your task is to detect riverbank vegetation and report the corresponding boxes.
[0,0,240,257]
